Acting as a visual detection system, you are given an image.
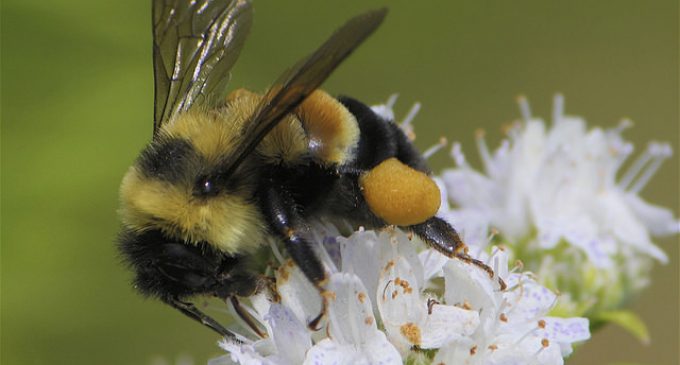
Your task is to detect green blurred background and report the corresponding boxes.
[2,0,678,364]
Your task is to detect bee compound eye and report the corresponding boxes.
[194,176,219,197]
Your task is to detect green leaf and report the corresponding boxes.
[595,310,650,344]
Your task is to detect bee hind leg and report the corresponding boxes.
[260,183,329,331]
[408,216,506,290]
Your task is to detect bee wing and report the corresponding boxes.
[221,8,388,175]
[152,0,252,136]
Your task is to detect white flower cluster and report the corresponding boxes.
[439,95,679,321]
[442,94,678,267]
[210,226,589,365]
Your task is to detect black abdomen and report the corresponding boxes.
[339,96,429,173]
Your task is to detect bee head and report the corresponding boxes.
[119,113,266,254]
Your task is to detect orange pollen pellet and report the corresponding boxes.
[538,319,546,329]
[463,300,472,310]
[499,313,508,322]
[357,292,366,303]
[541,338,550,348]
[364,316,374,325]
[359,158,441,226]
[469,345,478,355]
[392,290,398,299]
[488,344,498,351]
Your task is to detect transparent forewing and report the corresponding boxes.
[152,0,252,135]
[220,8,388,176]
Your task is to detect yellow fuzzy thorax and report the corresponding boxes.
[119,167,266,254]
[160,92,310,166]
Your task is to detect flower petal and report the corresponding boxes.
[420,303,479,348]
[597,191,668,262]
[325,272,378,346]
[339,230,382,308]
[276,261,322,324]
[217,341,276,365]
[267,304,312,365]
[486,335,565,365]
[443,259,499,313]
[418,249,448,282]
[624,192,680,237]
[504,274,557,323]
[303,332,402,365]
[539,317,590,356]
[306,272,402,365]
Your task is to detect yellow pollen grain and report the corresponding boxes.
[277,263,291,282]
[384,260,395,272]
[357,292,366,303]
[499,313,508,322]
[541,338,550,348]
[399,322,421,345]
[488,344,498,351]
[364,316,374,326]
[500,122,515,136]
[463,300,472,310]
[469,345,478,356]
[538,319,546,329]
[397,279,413,294]
[322,290,337,301]
[392,290,399,299]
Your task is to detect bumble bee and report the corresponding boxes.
[119,0,504,339]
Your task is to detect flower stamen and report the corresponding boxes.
[450,142,469,168]
[552,93,564,125]
[422,137,448,159]
[475,129,496,175]
[516,95,532,121]
[628,142,672,193]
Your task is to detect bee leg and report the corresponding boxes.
[229,296,268,338]
[260,183,329,330]
[164,297,238,340]
[408,217,506,290]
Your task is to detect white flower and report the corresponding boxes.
[305,272,402,365]
[441,94,678,267]
[373,230,480,354]
[434,249,590,365]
